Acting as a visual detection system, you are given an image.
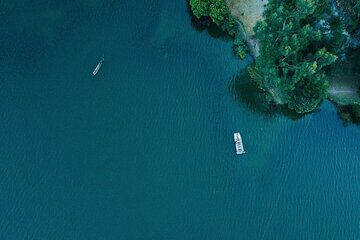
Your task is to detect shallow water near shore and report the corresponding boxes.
[1,1,360,239]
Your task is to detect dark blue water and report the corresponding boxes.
[1,1,360,239]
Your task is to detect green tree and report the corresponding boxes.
[250,0,338,113]
[189,0,237,36]
[190,0,210,19]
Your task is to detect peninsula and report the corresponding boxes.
[189,0,360,122]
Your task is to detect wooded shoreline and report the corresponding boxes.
[189,0,360,122]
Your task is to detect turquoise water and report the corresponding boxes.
[1,1,360,239]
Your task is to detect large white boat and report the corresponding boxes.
[92,58,104,75]
[234,132,245,155]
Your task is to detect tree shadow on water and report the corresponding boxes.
[337,104,360,126]
[228,71,305,120]
[228,71,275,115]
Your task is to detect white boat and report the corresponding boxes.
[234,132,245,155]
[92,58,104,75]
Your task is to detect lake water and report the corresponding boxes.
[1,1,360,239]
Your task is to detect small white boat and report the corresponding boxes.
[92,58,104,75]
[234,132,245,155]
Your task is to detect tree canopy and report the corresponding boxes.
[189,0,237,36]
[189,0,360,120]
[249,0,339,113]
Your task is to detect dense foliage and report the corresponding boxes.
[339,0,360,124]
[189,0,360,120]
[233,34,247,59]
[249,0,339,113]
[189,0,237,36]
